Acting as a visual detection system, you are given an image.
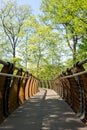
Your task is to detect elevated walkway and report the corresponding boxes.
[0,89,86,130]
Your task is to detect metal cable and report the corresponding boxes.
[0,70,87,80]
[0,72,31,79]
[59,70,87,80]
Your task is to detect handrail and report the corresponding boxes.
[0,72,30,79]
[78,58,87,66]
[0,59,39,80]
[0,59,20,71]
[60,70,87,79]
[69,58,87,70]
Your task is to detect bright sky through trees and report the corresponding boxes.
[17,0,41,15]
[0,0,41,15]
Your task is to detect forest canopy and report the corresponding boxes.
[0,0,87,80]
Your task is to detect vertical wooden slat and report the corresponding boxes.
[73,64,86,124]
[8,69,22,114]
[18,72,28,104]
[0,63,14,123]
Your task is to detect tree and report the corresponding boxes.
[18,15,64,79]
[0,0,32,62]
[41,0,87,63]
[18,16,39,69]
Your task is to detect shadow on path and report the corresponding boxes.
[0,89,87,130]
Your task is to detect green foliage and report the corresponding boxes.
[77,36,87,61]
[41,0,87,33]
[41,0,87,62]
[0,0,87,81]
[29,63,63,80]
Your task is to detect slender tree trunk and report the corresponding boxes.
[25,40,28,71]
[13,43,16,64]
[37,55,41,69]
[72,35,78,63]
[13,47,16,58]
[64,24,78,64]
[37,43,41,69]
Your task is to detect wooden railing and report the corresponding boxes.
[1,58,87,125]
[52,58,87,125]
[0,60,40,123]
[39,58,87,125]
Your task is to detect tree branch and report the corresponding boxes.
[63,24,73,52]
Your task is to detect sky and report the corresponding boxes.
[17,0,41,16]
[0,0,41,16]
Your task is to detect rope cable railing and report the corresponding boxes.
[0,72,32,79]
[0,59,20,71]
[54,58,87,80]
[0,59,39,80]
[69,58,87,71]
[59,70,87,80]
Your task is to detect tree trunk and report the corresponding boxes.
[72,35,78,63]
[13,43,16,58]
[13,43,16,64]
[37,43,41,69]
[37,55,41,69]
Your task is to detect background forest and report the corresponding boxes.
[0,0,87,80]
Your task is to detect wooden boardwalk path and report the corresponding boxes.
[0,88,87,130]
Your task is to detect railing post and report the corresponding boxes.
[18,72,28,104]
[8,69,22,114]
[0,62,14,122]
[25,73,31,100]
[3,63,14,117]
[61,74,68,102]
[73,63,86,123]
[66,69,80,113]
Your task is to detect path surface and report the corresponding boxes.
[0,88,87,130]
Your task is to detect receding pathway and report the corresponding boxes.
[0,88,87,130]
